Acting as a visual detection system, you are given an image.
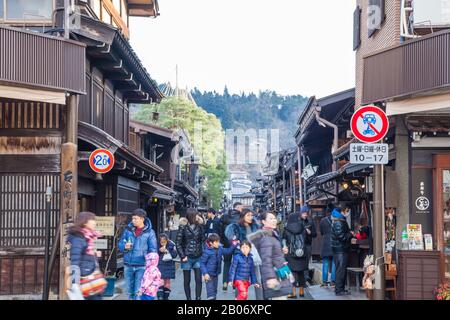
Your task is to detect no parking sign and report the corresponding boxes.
[351,106,389,143]
[89,148,115,174]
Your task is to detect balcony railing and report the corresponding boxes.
[362,29,450,105]
[0,26,86,94]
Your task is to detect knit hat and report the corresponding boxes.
[300,205,309,213]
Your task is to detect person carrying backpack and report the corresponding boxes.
[282,205,316,298]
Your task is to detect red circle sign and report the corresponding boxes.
[89,149,115,174]
[351,106,389,143]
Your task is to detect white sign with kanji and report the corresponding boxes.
[350,143,389,164]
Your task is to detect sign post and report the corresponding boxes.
[351,105,389,301]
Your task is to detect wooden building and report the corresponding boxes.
[355,0,450,295]
[0,0,162,298]
[130,120,199,235]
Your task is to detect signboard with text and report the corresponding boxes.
[95,216,115,236]
[350,143,388,164]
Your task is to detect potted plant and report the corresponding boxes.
[434,283,450,300]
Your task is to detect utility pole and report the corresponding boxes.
[175,64,179,99]
[373,163,386,300]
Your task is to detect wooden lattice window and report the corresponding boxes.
[0,174,60,248]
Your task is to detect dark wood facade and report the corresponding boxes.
[398,250,441,300]
[0,1,162,297]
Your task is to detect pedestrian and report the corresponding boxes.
[138,253,162,300]
[205,208,221,238]
[319,204,336,287]
[175,208,205,300]
[247,212,292,300]
[331,206,355,296]
[157,233,177,300]
[228,240,260,300]
[219,202,243,291]
[200,233,237,300]
[225,209,260,244]
[225,208,262,299]
[68,211,105,300]
[118,208,157,300]
[282,205,316,298]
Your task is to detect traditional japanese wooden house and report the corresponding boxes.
[0,0,162,298]
[129,120,199,236]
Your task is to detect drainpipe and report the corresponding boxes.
[297,145,303,206]
[314,106,338,172]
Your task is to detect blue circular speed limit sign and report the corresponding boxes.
[89,149,115,174]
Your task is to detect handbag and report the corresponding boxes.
[162,251,173,262]
[274,264,295,283]
[79,254,107,298]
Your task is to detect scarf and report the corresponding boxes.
[81,228,101,256]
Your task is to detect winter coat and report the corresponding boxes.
[176,223,205,259]
[247,229,292,299]
[68,233,97,277]
[229,252,257,284]
[205,217,221,237]
[225,220,260,243]
[200,242,236,276]
[283,213,316,272]
[157,240,177,279]
[118,218,157,267]
[320,215,333,258]
[140,253,162,297]
[331,209,353,254]
[219,210,240,247]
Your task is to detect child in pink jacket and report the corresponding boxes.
[138,252,162,300]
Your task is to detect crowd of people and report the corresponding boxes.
[67,201,365,300]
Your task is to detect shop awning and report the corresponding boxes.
[386,92,450,116]
[0,85,66,104]
[141,180,176,201]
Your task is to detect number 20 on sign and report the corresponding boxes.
[89,149,115,174]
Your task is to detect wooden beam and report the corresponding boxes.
[102,0,130,39]
[59,95,78,300]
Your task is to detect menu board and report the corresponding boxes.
[407,224,424,250]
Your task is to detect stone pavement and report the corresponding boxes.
[111,262,313,301]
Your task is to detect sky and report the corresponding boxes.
[130,0,356,98]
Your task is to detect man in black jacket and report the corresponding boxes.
[331,206,355,296]
[205,208,221,238]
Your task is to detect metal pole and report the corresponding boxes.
[373,164,386,300]
[43,186,53,300]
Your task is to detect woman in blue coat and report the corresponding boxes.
[68,211,103,300]
[157,233,177,299]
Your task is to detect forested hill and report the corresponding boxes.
[191,87,308,149]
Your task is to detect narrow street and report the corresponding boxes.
[1,0,449,305]
[111,264,313,301]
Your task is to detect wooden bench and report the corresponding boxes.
[347,267,365,291]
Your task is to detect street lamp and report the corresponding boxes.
[43,186,52,300]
